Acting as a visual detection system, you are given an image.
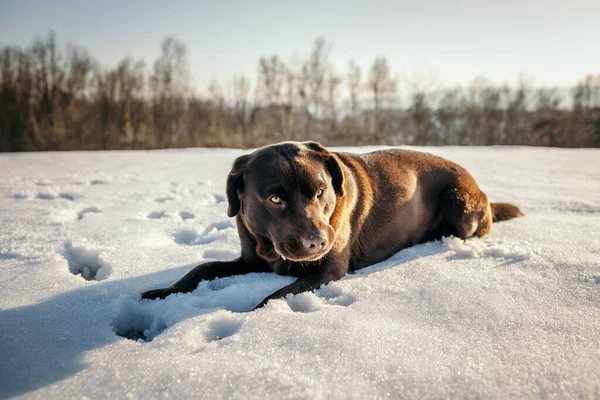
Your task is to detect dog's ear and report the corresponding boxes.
[325,154,346,197]
[226,154,250,217]
[304,141,346,197]
[303,141,327,152]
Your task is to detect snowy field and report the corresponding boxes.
[1,146,599,399]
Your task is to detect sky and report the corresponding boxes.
[1,0,599,94]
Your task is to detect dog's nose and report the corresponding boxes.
[301,232,327,251]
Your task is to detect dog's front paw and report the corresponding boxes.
[141,288,168,300]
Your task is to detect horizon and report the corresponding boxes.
[1,0,599,94]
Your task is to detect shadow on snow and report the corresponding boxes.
[0,239,467,398]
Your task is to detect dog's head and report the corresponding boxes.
[226,141,346,263]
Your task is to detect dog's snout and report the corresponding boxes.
[301,231,327,251]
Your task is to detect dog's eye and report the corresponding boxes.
[316,189,325,198]
[269,195,282,204]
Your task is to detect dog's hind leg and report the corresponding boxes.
[436,185,493,240]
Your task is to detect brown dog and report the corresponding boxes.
[142,141,523,309]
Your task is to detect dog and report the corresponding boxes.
[142,141,523,309]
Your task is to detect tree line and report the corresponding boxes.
[1,33,599,152]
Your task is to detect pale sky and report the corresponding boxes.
[1,0,598,93]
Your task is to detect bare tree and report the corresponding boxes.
[115,58,145,148]
[367,57,397,143]
[462,77,506,145]
[325,70,342,135]
[232,75,251,143]
[436,88,465,145]
[28,32,63,150]
[504,74,533,145]
[572,74,600,146]
[257,55,285,106]
[150,37,189,148]
[408,91,436,145]
[256,55,291,140]
[347,60,362,117]
[207,79,225,143]
[0,47,33,151]
[92,67,118,149]
[532,88,563,146]
[297,37,331,140]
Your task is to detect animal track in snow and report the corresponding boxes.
[59,193,75,201]
[77,207,100,220]
[36,192,56,200]
[147,211,167,219]
[179,211,195,220]
[317,285,357,307]
[155,196,175,203]
[112,300,243,343]
[172,229,218,246]
[35,191,79,201]
[112,300,167,342]
[0,252,22,260]
[214,194,226,204]
[172,221,234,246]
[173,229,200,245]
[206,319,242,342]
[205,220,235,232]
[35,180,52,186]
[284,285,357,313]
[62,241,111,281]
[285,293,323,313]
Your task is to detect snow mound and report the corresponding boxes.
[443,236,535,262]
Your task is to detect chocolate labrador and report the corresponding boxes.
[142,141,523,309]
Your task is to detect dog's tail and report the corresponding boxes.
[491,202,524,222]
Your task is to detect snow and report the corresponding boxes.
[0,146,599,399]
